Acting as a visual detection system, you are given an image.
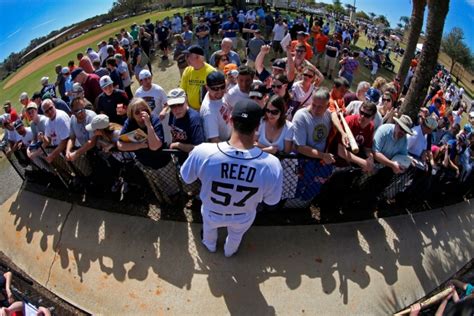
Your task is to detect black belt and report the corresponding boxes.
[210,211,245,216]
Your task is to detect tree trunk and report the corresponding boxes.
[397,0,426,86]
[401,0,450,120]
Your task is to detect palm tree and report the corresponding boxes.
[368,12,376,21]
[396,0,426,88]
[401,0,450,119]
[375,15,390,27]
[399,16,410,28]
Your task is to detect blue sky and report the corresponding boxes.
[0,0,114,62]
[0,0,472,63]
[318,0,474,50]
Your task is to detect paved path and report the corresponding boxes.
[0,189,472,315]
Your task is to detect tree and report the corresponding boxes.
[374,14,390,27]
[441,27,472,74]
[397,0,426,87]
[401,0,450,120]
[368,12,376,20]
[399,16,410,28]
[356,10,370,21]
[397,23,404,30]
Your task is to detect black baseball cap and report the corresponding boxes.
[272,59,286,70]
[249,82,268,98]
[71,67,84,81]
[232,99,263,124]
[206,71,225,87]
[32,91,42,100]
[183,45,204,56]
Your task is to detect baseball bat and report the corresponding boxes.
[393,287,453,315]
[334,103,359,154]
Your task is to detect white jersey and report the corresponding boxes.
[180,142,283,214]
[45,109,71,146]
[200,95,232,141]
[135,84,168,116]
[19,127,34,145]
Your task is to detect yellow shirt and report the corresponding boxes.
[180,63,216,110]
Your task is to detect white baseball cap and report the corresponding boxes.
[99,75,114,89]
[138,69,152,81]
[469,111,474,119]
[61,67,69,74]
[40,76,49,84]
[19,92,28,101]
[167,88,186,106]
[86,114,110,132]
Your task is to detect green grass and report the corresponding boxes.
[0,7,191,112]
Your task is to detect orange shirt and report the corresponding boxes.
[328,89,346,113]
[290,40,313,61]
[314,33,328,53]
[116,46,126,60]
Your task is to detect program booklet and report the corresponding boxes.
[119,129,147,143]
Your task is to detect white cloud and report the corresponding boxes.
[31,19,56,30]
[7,28,22,38]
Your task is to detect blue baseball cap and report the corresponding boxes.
[365,88,381,103]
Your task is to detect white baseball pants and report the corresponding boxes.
[201,210,256,257]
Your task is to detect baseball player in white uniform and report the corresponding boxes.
[181,99,283,257]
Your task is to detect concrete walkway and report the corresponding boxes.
[0,189,472,315]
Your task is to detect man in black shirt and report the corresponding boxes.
[95,75,129,125]
[155,20,170,60]
[106,58,124,90]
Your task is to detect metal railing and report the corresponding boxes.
[1,142,472,218]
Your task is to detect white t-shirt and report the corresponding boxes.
[291,81,315,108]
[45,109,71,146]
[224,85,250,109]
[256,120,294,152]
[200,95,232,141]
[453,109,463,126]
[180,142,283,214]
[19,127,34,145]
[135,84,168,116]
[6,129,21,142]
[272,24,287,41]
[407,124,427,158]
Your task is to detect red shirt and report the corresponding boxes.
[79,56,94,74]
[83,74,102,104]
[7,108,18,123]
[345,114,374,149]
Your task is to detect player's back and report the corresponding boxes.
[181,142,283,214]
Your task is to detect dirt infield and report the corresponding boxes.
[3,27,121,90]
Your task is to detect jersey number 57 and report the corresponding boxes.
[210,181,258,207]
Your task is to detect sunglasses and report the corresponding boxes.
[296,50,305,53]
[271,84,283,89]
[382,98,391,102]
[73,108,85,115]
[303,73,314,78]
[265,108,280,115]
[208,85,226,92]
[360,110,373,118]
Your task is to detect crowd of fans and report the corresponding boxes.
[0,6,473,206]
